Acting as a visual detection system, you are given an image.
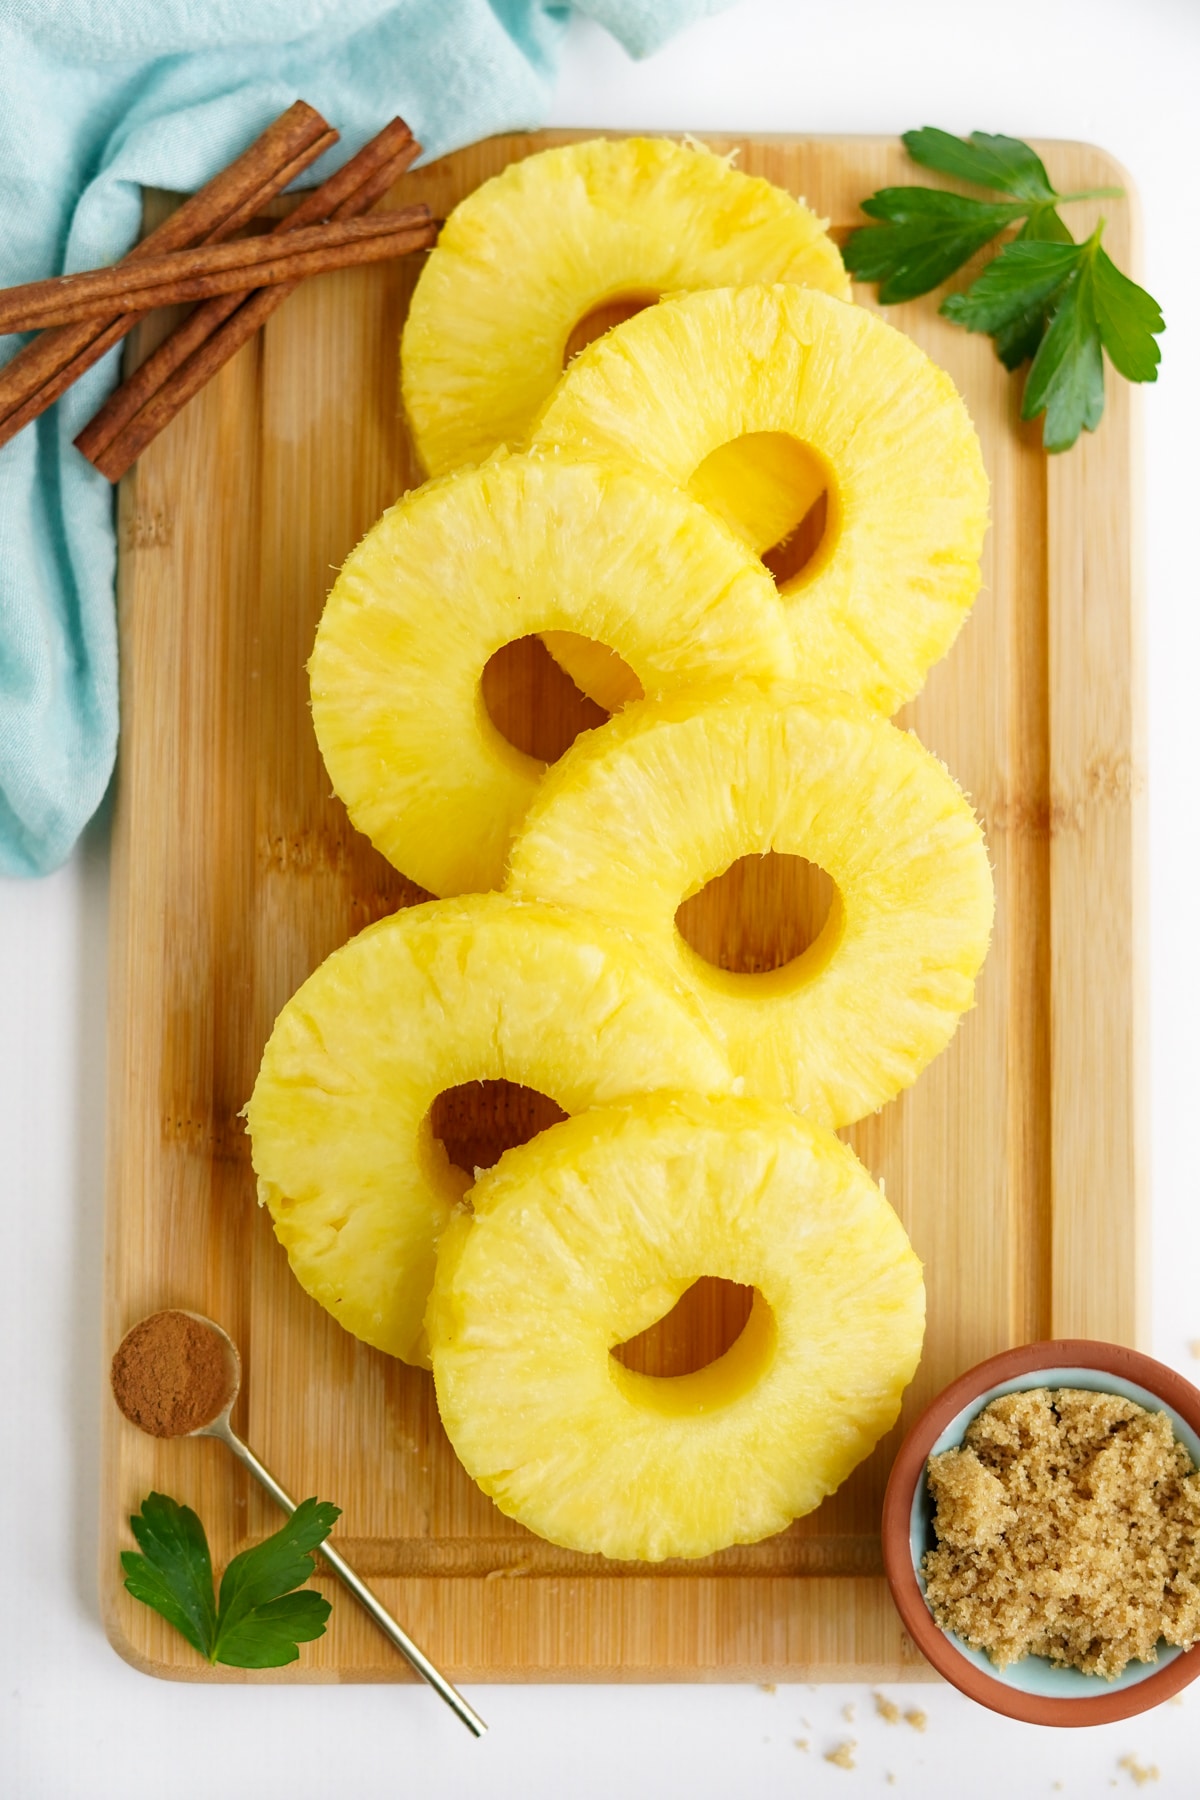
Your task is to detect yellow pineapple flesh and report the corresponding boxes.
[686,430,829,559]
[245,894,733,1366]
[506,682,994,1127]
[309,451,793,896]
[428,1091,925,1561]
[544,431,830,712]
[536,629,644,715]
[530,284,989,715]
[401,136,850,479]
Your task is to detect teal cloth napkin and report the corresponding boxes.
[0,0,729,877]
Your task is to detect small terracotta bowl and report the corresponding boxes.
[882,1339,1200,1726]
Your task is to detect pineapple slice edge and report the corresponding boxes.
[506,680,995,1128]
[401,135,851,480]
[245,895,735,1368]
[308,450,796,898]
[529,282,990,717]
[427,1090,926,1563]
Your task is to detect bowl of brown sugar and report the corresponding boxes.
[882,1340,1200,1725]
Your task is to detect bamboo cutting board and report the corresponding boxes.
[100,132,1145,1682]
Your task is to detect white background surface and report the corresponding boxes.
[5,2,1200,1794]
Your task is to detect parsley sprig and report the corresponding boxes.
[122,1491,340,1668]
[843,129,1164,452]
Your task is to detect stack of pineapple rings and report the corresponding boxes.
[248,138,994,1564]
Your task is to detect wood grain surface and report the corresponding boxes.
[99,132,1145,1682]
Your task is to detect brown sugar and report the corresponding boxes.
[1118,1755,1160,1787]
[111,1310,235,1437]
[922,1388,1200,1679]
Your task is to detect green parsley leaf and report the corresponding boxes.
[939,215,1077,369]
[212,1497,340,1668]
[121,1492,216,1657]
[903,127,1057,202]
[941,240,1081,338]
[1021,255,1106,452]
[212,1591,333,1670]
[1019,206,1074,245]
[1092,246,1165,382]
[990,306,1048,373]
[122,1491,339,1668]
[845,190,1024,302]
[846,129,1165,451]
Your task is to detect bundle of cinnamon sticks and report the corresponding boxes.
[0,100,437,479]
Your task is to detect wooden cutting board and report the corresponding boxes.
[100,132,1145,1682]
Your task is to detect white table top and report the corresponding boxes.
[5,2,1200,1793]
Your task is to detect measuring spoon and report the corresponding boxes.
[112,1309,486,1737]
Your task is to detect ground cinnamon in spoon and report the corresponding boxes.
[111,1310,234,1437]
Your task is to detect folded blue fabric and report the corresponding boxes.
[0,0,729,877]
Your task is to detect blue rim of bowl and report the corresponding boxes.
[882,1340,1200,1726]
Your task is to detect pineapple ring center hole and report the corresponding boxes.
[564,291,659,364]
[430,1079,567,1181]
[611,1278,755,1377]
[675,851,837,976]
[482,634,641,763]
[611,1280,776,1415]
[687,432,837,590]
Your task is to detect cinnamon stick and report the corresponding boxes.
[78,119,419,466]
[0,130,340,454]
[189,127,341,243]
[0,100,333,446]
[0,209,433,332]
[91,222,438,485]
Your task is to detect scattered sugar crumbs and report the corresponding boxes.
[922,1388,1200,1678]
[841,1701,855,1722]
[824,1741,856,1770]
[1118,1754,1160,1787]
[874,1692,926,1730]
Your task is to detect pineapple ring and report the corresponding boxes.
[401,136,850,478]
[245,894,733,1367]
[506,683,995,1128]
[529,284,990,716]
[309,452,793,897]
[428,1092,926,1562]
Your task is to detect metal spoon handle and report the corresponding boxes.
[214,1419,486,1736]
